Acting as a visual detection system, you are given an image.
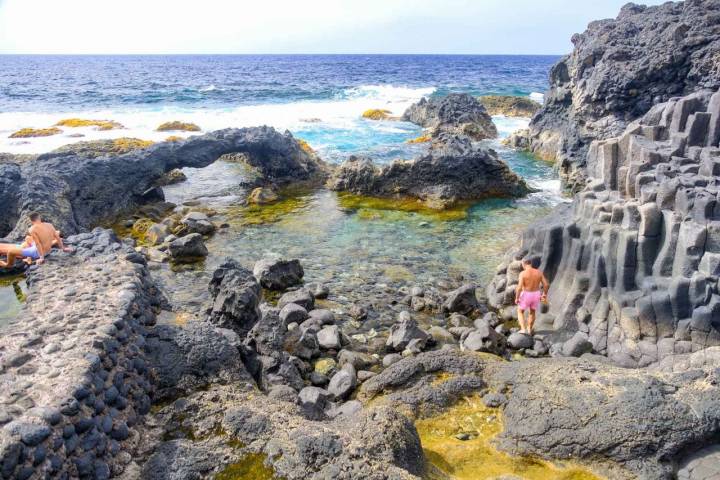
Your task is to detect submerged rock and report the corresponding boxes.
[328,135,530,208]
[402,93,498,140]
[386,314,429,352]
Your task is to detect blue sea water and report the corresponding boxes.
[0,55,556,111]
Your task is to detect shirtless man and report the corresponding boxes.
[0,212,70,267]
[514,257,549,335]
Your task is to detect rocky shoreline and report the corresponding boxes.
[2,2,720,479]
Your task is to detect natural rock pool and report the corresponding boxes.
[149,117,562,327]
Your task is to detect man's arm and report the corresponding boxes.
[541,273,550,299]
[53,228,70,251]
[515,272,525,304]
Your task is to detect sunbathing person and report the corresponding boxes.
[0,212,71,267]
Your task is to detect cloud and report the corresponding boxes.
[0,0,668,55]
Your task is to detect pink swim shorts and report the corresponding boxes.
[518,290,542,310]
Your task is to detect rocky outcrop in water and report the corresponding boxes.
[489,88,720,367]
[514,0,720,191]
[0,127,329,240]
[328,134,530,208]
[402,93,498,140]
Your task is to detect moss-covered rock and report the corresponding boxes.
[9,127,62,138]
[55,118,124,130]
[156,121,202,132]
[49,138,155,159]
[478,96,541,117]
[362,109,395,121]
[406,135,431,144]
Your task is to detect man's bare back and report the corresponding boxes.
[514,258,550,335]
[29,222,59,258]
[518,268,544,292]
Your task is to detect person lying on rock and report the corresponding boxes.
[0,212,71,267]
[514,257,549,335]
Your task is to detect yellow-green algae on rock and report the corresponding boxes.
[55,118,124,130]
[9,127,62,138]
[416,395,604,480]
[224,187,314,226]
[337,192,471,222]
[213,453,279,480]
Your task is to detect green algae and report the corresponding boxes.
[213,453,279,480]
[336,193,471,222]
[225,187,314,226]
[416,395,604,480]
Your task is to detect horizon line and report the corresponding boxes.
[0,52,565,57]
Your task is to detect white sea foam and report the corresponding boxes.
[0,84,435,154]
[529,91,545,104]
[199,84,219,92]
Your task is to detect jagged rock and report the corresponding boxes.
[168,233,208,260]
[247,186,278,205]
[277,288,315,311]
[489,88,720,367]
[179,212,216,235]
[252,257,304,290]
[328,136,529,208]
[386,316,429,352]
[443,284,479,314]
[145,322,253,400]
[0,126,329,240]
[402,93,498,140]
[207,259,262,335]
[156,168,187,186]
[515,1,720,191]
[308,309,335,325]
[461,323,506,356]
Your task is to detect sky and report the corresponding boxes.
[0,0,667,55]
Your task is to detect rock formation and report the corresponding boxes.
[328,134,529,208]
[514,0,720,191]
[402,93,498,140]
[0,127,329,240]
[489,88,720,367]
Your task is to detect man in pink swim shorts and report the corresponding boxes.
[514,257,550,335]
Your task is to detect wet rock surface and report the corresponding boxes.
[328,134,530,208]
[515,0,720,191]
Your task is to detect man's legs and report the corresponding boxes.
[517,307,526,334]
[0,246,23,268]
[528,309,537,335]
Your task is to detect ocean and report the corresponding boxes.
[0,54,556,157]
[0,54,563,323]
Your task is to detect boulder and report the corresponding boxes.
[247,187,279,204]
[386,315,429,352]
[253,257,304,290]
[479,95,541,117]
[443,284,479,314]
[462,324,506,356]
[507,332,534,350]
[279,303,308,326]
[317,325,342,350]
[179,212,216,235]
[278,288,315,311]
[327,365,358,400]
[402,93,498,140]
[308,309,335,325]
[168,233,208,260]
[207,259,262,335]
